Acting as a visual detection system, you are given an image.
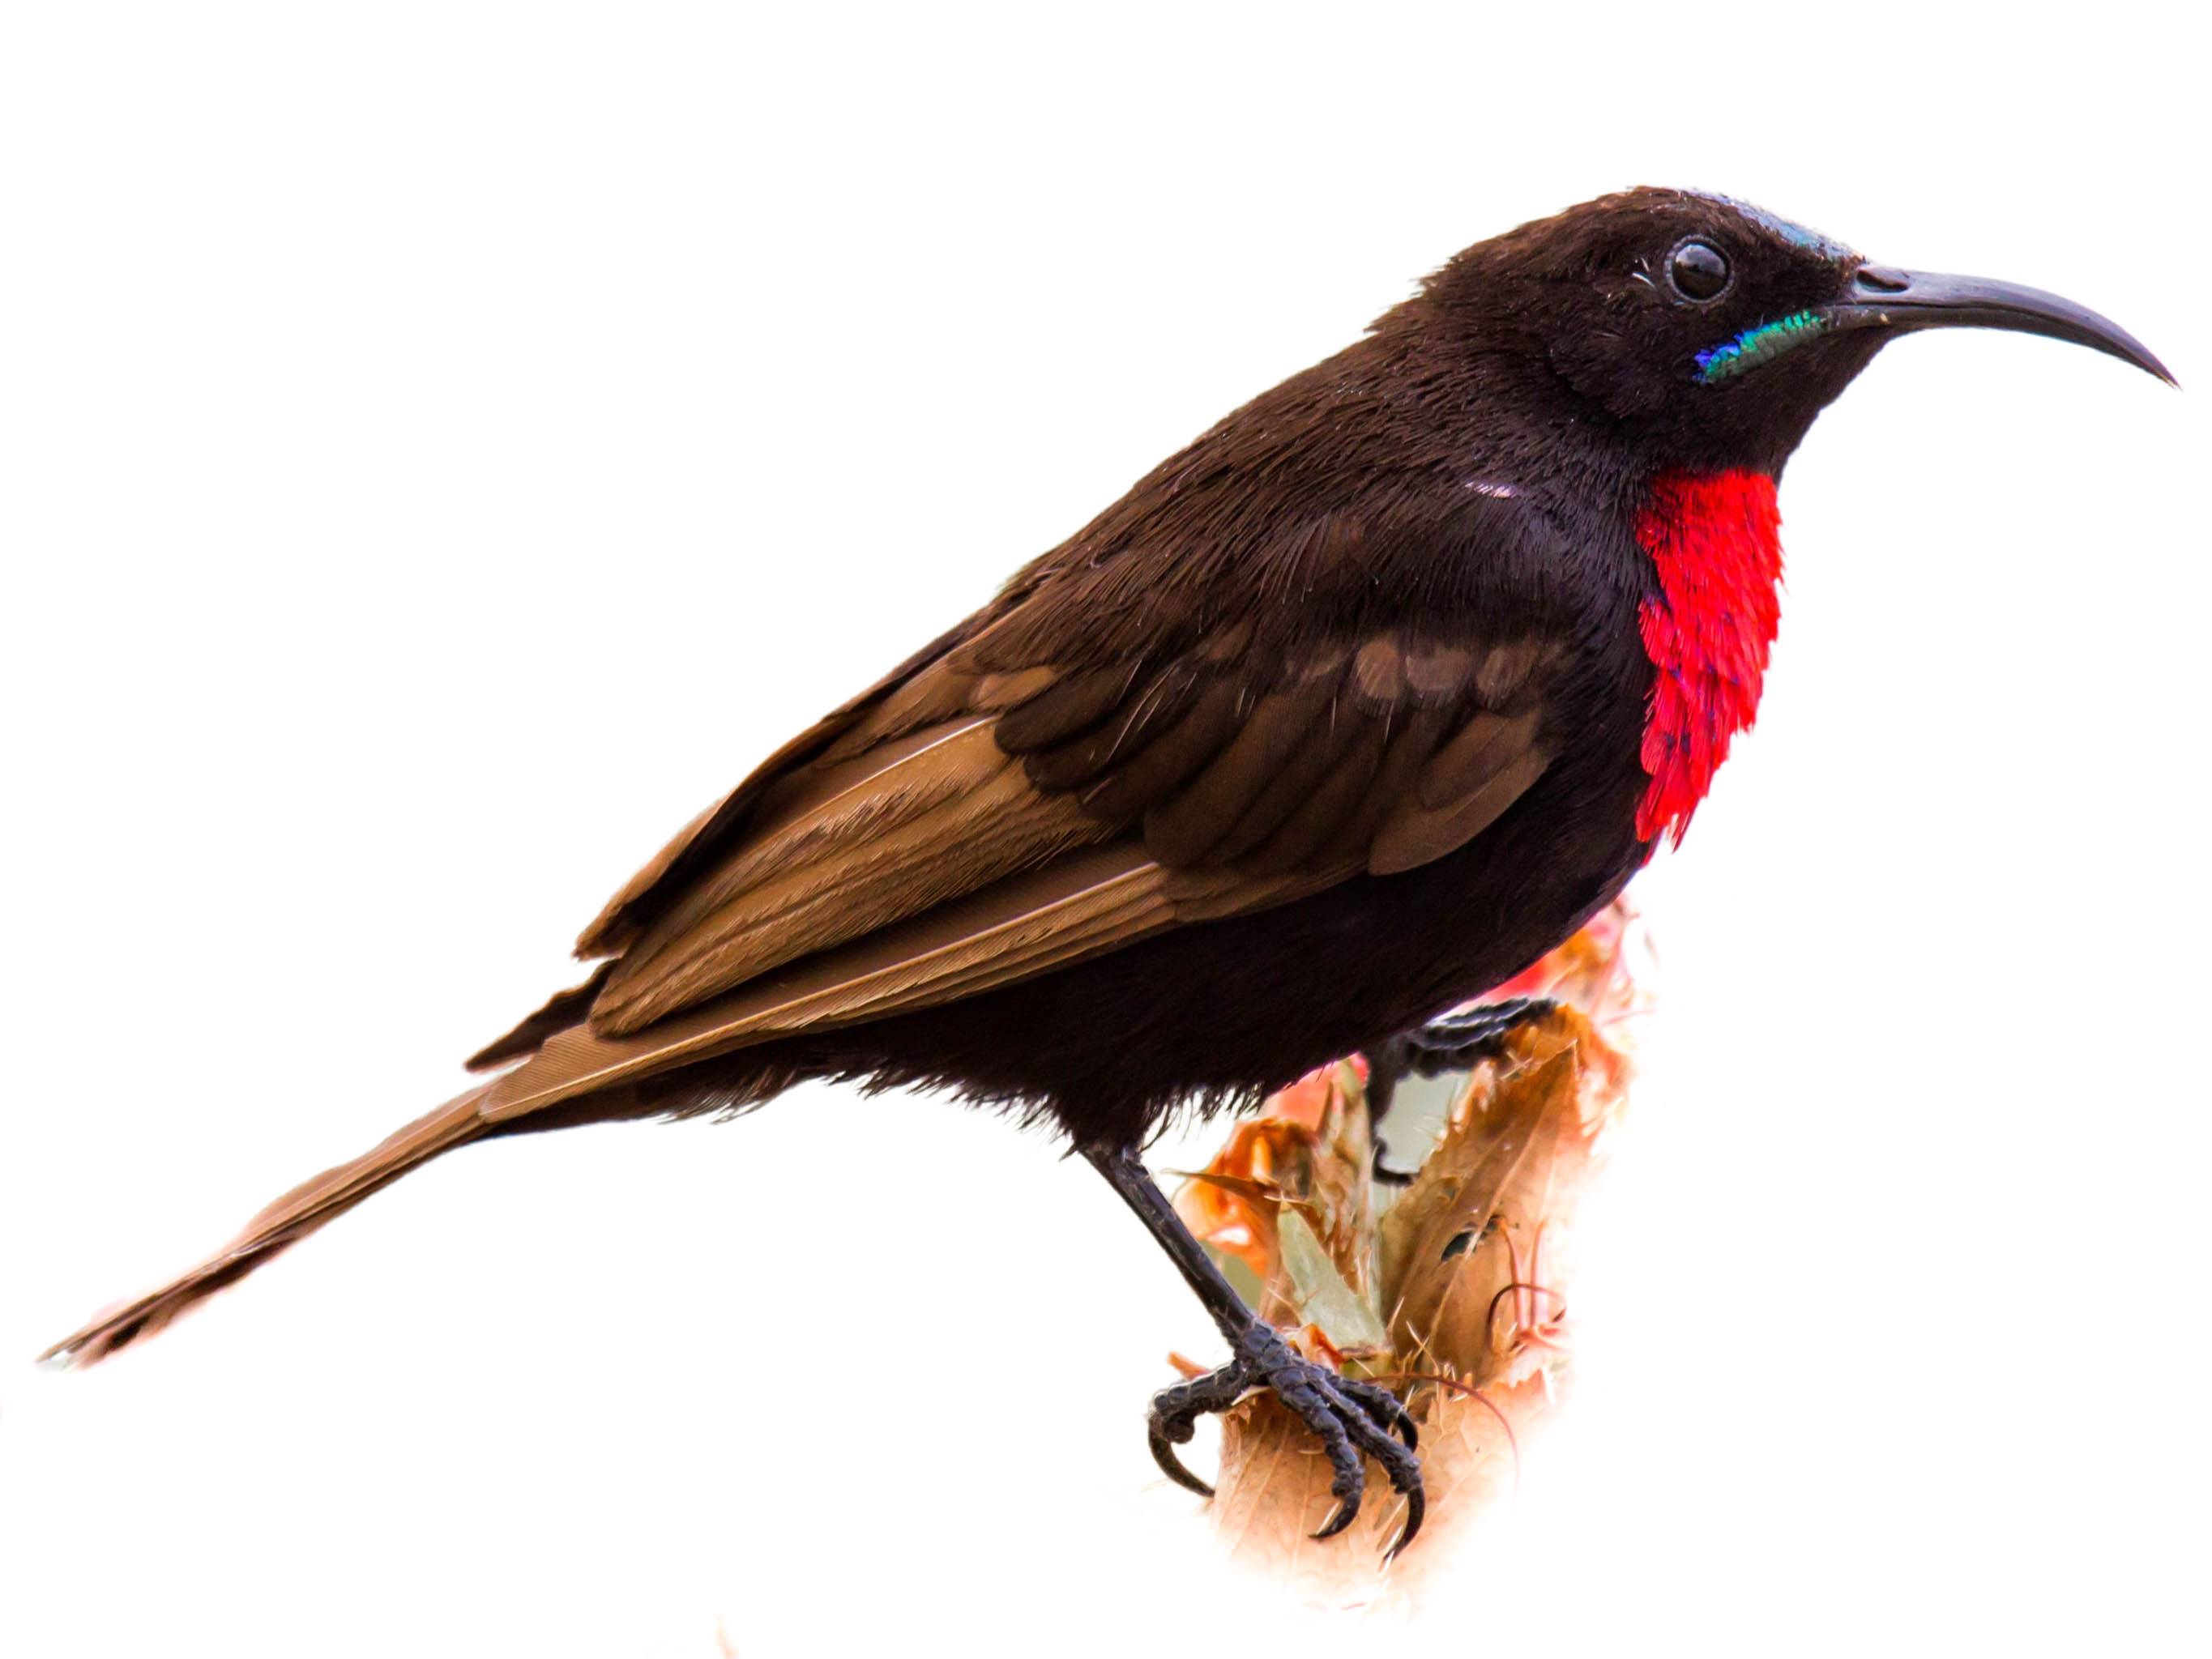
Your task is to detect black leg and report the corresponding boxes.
[1367,996,1555,1183]
[1084,1144,1425,1555]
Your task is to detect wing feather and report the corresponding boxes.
[590,720,1114,1034]
[993,661,1152,753]
[1140,678,1335,864]
[482,847,1176,1120]
[479,591,1565,1129]
[573,614,1006,957]
[1370,742,1552,874]
[1074,677,1248,820]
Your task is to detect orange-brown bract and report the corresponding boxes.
[1172,907,1638,1582]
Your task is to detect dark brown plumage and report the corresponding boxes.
[44,186,2170,1551]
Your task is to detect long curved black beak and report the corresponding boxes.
[1826,265,2176,386]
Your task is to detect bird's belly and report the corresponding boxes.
[798,746,1653,1146]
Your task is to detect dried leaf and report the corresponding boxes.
[1211,1375,1542,1582]
[1171,900,1643,1594]
[1277,1209,1387,1350]
[1174,1057,1378,1326]
[1385,1034,1584,1370]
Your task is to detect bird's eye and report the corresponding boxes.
[1667,238,1732,303]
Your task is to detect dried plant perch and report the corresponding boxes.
[1169,902,1642,1587]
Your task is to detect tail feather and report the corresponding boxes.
[40,1086,492,1367]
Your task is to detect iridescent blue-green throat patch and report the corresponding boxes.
[1696,310,1831,383]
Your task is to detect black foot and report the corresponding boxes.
[1394,996,1556,1073]
[1083,1144,1424,1554]
[1368,996,1557,1182]
[1149,1320,1426,1556]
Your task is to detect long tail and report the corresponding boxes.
[40,1086,493,1367]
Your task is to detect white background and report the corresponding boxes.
[3,5,2205,1654]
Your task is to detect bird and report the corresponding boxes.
[41,187,2171,1556]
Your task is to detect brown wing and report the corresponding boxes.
[474,609,1561,1124]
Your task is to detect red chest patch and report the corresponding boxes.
[1634,471,1784,845]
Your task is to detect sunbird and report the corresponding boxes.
[46,188,2171,1556]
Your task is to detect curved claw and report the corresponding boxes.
[1147,1423,1215,1497]
[1144,1358,1257,1498]
[1141,1333,1424,1553]
[1310,1496,1360,1542]
[1318,1376,1425,1555]
[1385,1486,1427,1559]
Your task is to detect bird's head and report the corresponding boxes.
[1423,186,2172,477]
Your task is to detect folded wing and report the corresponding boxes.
[476,599,1561,1124]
